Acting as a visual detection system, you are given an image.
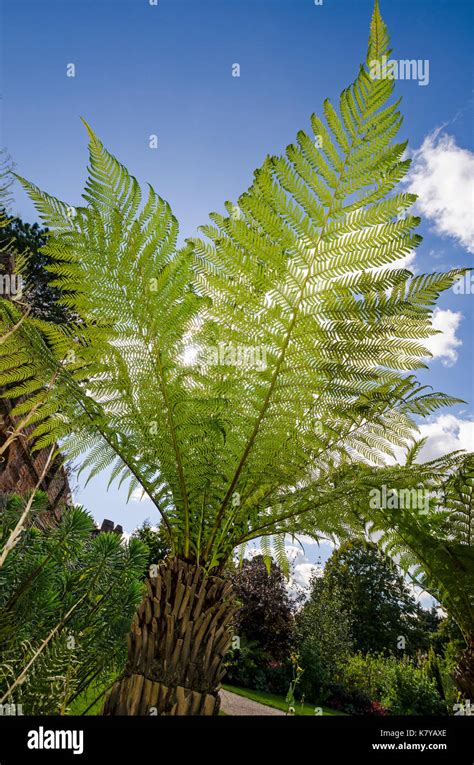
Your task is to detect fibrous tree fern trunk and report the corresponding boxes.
[103,558,236,716]
[454,641,474,699]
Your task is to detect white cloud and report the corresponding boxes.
[130,488,152,503]
[383,413,473,466]
[281,540,324,595]
[424,307,463,367]
[393,250,418,272]
[292,534,319,546]
[285,544,303,562]
[407,131,474,253]
[291,562,322,591]
[407,582,436,610]
[418,414,474,461]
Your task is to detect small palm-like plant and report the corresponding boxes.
[0,497,147,714]
[0,1,468,714]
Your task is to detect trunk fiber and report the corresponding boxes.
[454,640,474,699]
[103,557,236,715]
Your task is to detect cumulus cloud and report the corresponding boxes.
[424,307,463,367]
[285,544,303,562]
[418,414,474,461]
[407,131,474,253]
[393,250,418,272]
[281,541,323,595]
[292,562,322,590]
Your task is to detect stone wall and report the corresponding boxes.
[1,248,72,525]
[0,395,71,525]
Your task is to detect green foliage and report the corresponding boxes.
[0,495,147,714]
[232,555,297,659]
[225,556,297,694]
[285,652,305,715]
[0,214,71,323]
[131,520,172,578]
[296,576,353,699]
[0,152,17,288]
[430,615,464,655]
[442,453,474,547]
[437,640,464,710]
[0,2,468,572]
[363,455,474,642]
[69,673,116,716]
[0,151,14,213]
[299,452,474,645]
[295,540,445,707]
[340,653,445,715]
[424,646,445,701]
[225,637,292,696]
[322,540,429,655]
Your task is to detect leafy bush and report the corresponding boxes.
[224,639,292,695]
[224,556,296,695]
[436,641,464,711]
[296,578,353,700]
[339,653,446,715]
[384,659,445,715]
[369,700,390,716]
[0,496,147,714]
[232,556,297,661]
[323,682,373,715]
[131,520,171,578]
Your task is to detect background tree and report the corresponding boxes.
[0,213,71,324]
[322,540,429,655]
[358,454,473,694]
[0,159,73,516]
[296,574,353,700]
[299,450,473,695]
[232,555,296,660]
[224,555,298,693]
[296,547,447,712]
[131,520,172,579]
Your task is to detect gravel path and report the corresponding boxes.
[220,689,285,716]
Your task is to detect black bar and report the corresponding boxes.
[0,715,472,763]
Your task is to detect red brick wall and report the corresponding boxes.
[0,396,71,524]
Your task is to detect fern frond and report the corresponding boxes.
[1,2,469,572]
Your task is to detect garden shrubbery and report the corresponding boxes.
[226,543,466,716]
[225,640,292,695]
[337,654,446,715]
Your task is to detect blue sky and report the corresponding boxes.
[2,0,473,591]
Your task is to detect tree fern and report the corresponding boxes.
[0,0,468,575]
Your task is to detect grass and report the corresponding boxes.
[222,684,346,716]
[69,676,116,715]
[70,678,346,716]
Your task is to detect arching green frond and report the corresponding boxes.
[0,1,469,573]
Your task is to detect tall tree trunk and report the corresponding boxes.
[103,557,236,716]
